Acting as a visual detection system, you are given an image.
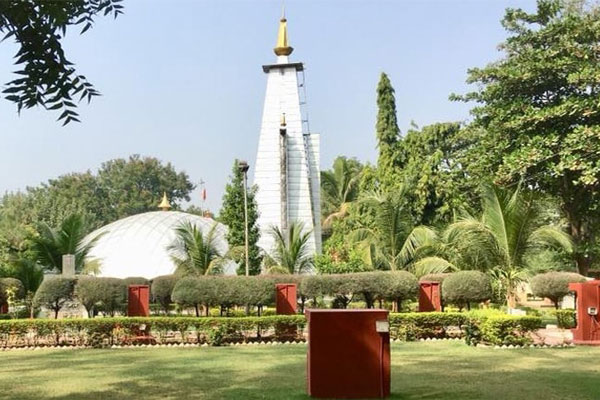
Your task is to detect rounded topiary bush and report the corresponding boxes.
[151,275,178,314]
[34,276,76,319]
[385,271,419,305]
[530,272,586,309]
[442,271,492,310]
[75,276,127,317]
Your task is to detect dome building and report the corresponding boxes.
[83,210,234,279]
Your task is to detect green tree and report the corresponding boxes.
[453,0,600,275]
[219,160,261,275]
[375,72,401,190]
[393,122,478,226]
[29,214,101,273]
[97,155,195,221]
[167,222,225,276]
[266,221,314,274]
[0,0,123,124]
[321,156,363,230]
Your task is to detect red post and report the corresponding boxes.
[419,281,441,312]
[306,309,390,399]
[276,283,297,314]
[128,285,150,317]
[569,280,600,345]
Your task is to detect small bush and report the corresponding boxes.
[530,272,586,308]
[555,309,576,329]
[33,277,76,319]
[442,271,492,310]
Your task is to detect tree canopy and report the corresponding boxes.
[452,0,600,274]
[0,0,123,124]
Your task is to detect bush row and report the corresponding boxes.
[0,312,541,348]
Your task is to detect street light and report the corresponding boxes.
[238,160,250,276]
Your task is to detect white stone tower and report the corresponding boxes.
[254,13,321,257]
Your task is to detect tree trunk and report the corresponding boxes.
[562,175,595,276]
[194,304,199,317]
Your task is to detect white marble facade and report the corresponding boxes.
[253,50,321,257]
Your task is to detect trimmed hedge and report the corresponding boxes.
[0,315,305,348]
[0,311,542,348]
[389,312,466,340]
[465,310,543,346]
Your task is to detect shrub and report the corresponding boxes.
[0,315,306,348]
[384,271,419,307]
[33,277,76,319]
[96,278,127,316]
[442,271,492,310]
[151,275,178,313]
[300,275,335,303]
[172,277,203,316]
[555,309,576,329]
[530,272,586,308]
[478,315,542,346]
[389,312,466,340]
[75,276,106,317]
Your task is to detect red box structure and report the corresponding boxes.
[569,280,600,345]
[306,309,390,399]
[128,285,150,317]
[0,302,7,314]
[276,283,297,314]
[419,281,441,312]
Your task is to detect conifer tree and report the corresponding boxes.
[375,72,401,190]
[219,160,262,275]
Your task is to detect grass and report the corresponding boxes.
[1,341,599,400]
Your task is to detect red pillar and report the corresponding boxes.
[276,283,297,314]
[306,309,390,399]
[419,281,441,312]
[569,280,600,345]
[128,285,150,317]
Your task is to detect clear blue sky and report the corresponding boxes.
[0,0,537,212]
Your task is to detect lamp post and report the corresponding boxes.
[238,160,250,276]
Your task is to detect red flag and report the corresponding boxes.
[202,188,207,201]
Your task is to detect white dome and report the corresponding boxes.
[84,211,234,279]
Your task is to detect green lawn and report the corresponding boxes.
[1,341,599,400]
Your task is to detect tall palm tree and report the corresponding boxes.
[352,190,437,271]
[167,222,224,276]
[418,184,573,305]
[29,214,100,273]
[321,157,362,229]
[266,221,314,274]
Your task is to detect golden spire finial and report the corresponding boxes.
[274,8,293,57]
[158,192,171,211]
[280,113,286,126]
